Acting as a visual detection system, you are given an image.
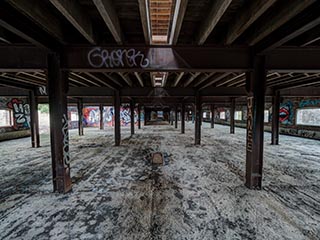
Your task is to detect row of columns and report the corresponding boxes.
[26,54,282,193]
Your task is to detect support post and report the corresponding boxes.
[99,104,104,130]
[114,90,121,146]
[171,110,174,125]
[29,90,40,148]
[210,104,215,128]
[271,91,280,145]
[181,103,185,134]
[77,98,84,136]
[230,98,235,134]
[195,93,201,145]
[245,56,266,189]
[138,105,141,129]
[130,99,135,135]
[47,53,72,193]
[175,106,178,129]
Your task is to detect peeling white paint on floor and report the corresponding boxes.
[0,123,319,240]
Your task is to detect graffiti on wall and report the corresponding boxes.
[71,106,140,128]
[7,98,30,130]
[299,99,320,108]
[279,101,294,125]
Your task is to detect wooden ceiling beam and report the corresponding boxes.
[248,0,316,46]
[49,0,96,44]
[196,0,232,45]
[199,73,232,90]
[102,73,123,87]
[118,72,133,87]
[225,0,277,45]
[84,72,116,89]
[170,0,188,45]
[7,0,66,43]
[193,73,215,87]
[257,4,320,53]
[92,0,124,44]
[134,72,144,87]
[173,72,184,87]
[184,72,201,87]
[138,0,151,44]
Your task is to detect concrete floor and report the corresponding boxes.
[0,123,319,240]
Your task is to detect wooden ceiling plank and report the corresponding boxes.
[248,0,316,46]
[169,0,188,45]
[49,0,96,44]
[7,0,66,43]
[225,0,277,44]
[196,0,232,45]
[92,0,124,44]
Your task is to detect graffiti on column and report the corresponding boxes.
[279,101,293,125]
[7,98,30,130]
[62,114,70,166]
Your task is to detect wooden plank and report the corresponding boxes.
[7,0,65,43]
[225,0,277,44]
[196,0,232,45]
[49,0,96,44]
[248,0,316,45]
[138,0,151,44]
[169,0,188,45]
[92,0,123,44]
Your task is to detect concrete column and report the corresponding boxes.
[138,105,141,129]
[230,98,235,134]
[29,90,40,148]
[181,103,185,134]
[245,56,266,190]
[47,53,72,193]
[210,104,215,128]
[195,93,201,145]
[175,106,178,129]
[114,90,121,146]
[271,91,280,145]
[99,104,104,130]
[77,98,84,136]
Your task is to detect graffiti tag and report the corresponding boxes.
[62,114,70,166]
[88,47,150,68]
[299,99,320,108]
[7,98,30,130]
[280,101,293,125]
[39,86,47,95]
[246,97,253,152]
